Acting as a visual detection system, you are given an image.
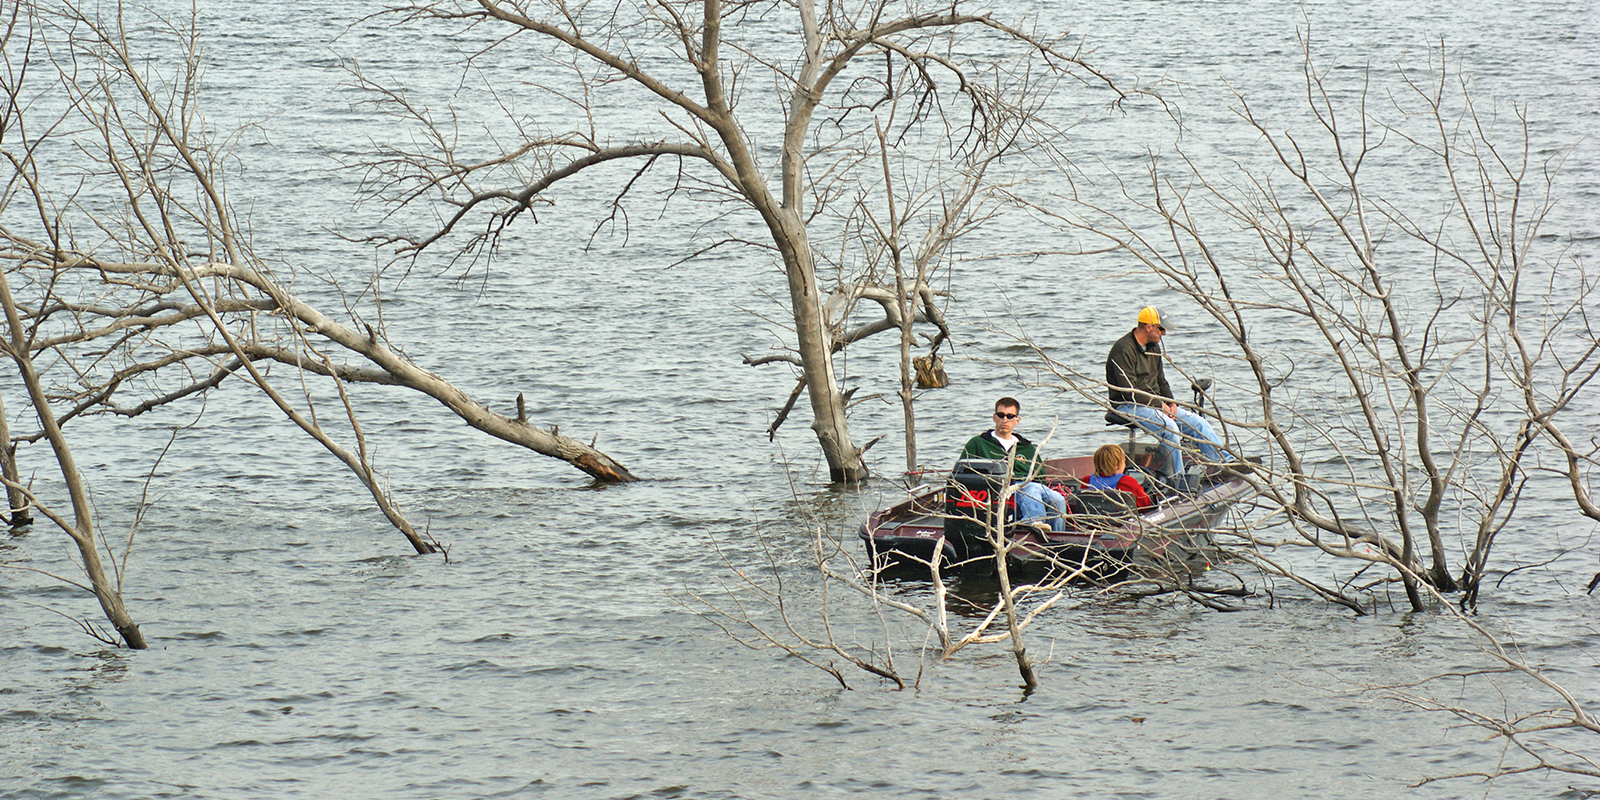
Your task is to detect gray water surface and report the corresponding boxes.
[2,0,1597,797]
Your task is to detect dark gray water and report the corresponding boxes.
[3,0,1597,797]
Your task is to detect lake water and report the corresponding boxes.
[2,0,1597,798]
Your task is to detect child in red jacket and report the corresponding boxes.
[1080,444,1153,508]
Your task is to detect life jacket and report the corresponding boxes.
[1086,473,1125,492]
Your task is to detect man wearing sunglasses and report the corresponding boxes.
[1106,306,1229,491]
[957,397,1067,532]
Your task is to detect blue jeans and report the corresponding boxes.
[1115,403,1227,480]
[1013,481,1067,532]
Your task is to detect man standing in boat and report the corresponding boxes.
[958,397,1067,532]
[1105,306,1229,491]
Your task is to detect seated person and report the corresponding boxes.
[1106,306,1234,490]
[1080,443,1153,509]
[959,397,1067,532]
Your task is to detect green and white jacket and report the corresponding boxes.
[958,430,1044,482]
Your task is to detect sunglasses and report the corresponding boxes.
[994,412,1019,420]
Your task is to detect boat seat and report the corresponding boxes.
[1069,487,1137,516]
[1067,488,1138,530]
[1104,408,1137,428]
[1124,468,1154,495]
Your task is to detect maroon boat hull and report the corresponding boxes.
[859,454,1251,570]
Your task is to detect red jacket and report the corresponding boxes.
[1080,473,1153,508]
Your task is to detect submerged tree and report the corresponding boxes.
[1034,35,1598,612]
[0,1,636,643]
[355,0,1138,481]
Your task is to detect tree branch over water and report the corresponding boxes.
[351,0,1150,482]
[0,0,641,640]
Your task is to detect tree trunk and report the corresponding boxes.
[897,297,918,475]
[0,269,145,648]
[779,223,867,482]
[992,538,1038,692]
[74,528,147,649]
[0,394,30,526]
[991,478,1037,691]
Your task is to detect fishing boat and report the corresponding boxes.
[858,441,1254,571]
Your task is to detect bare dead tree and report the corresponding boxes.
[1028,34,1597,612]
[352,0,1140,482]
[0,1,643,636]
[2,0,635,478]
[853,117,967,474]
[685,522,1071,691]
[0,251,147,648]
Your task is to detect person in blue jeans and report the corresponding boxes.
[1105,307,1229,491]
[958,397,1067,532]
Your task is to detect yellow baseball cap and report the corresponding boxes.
[1137,306,1166,331]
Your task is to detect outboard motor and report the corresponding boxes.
[944,458,1011,562]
